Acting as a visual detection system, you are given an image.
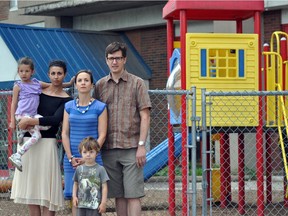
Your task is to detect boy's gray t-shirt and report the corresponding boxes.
[73,164,109,209]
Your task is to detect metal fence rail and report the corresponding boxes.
[202,89,288,216]
[2,88,288,215]
[0,89,193,216]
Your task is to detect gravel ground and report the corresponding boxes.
[1,190,288,216]
[2,177,288,215]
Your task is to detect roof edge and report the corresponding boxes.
[24,0,101,15]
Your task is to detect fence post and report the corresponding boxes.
[190,86,197,215]
[201,88,208,215]
[7,95,13,169]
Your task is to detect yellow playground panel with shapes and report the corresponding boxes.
[185,33,259,127]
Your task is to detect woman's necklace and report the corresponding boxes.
[76,98,93,114]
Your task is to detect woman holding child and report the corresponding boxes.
[11,60,72,216]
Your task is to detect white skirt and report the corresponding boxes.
[10,138,64,211]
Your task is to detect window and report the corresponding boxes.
[10,0,18,11]
[28,22,45,28]
[200,48,245,78]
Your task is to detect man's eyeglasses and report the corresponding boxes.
[107,57,124,62]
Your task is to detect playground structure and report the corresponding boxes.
[1,1,288,215]
[163,0,288,216]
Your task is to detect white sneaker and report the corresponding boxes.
[9,153,22,172]
[17,136,24,146]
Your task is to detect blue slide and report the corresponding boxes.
[144,133,182,181]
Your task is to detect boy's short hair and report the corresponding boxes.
[78,136,101,153]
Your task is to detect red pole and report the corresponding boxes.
[238,133,245,214]
[220,133,229,208]
[236,20,244,213]
[263,43,269,130]
[236,20,243,33]
[263,43,269,91]
[227,137,232,203]
[266,132,272,204]
[220,134,225,207]
[263,43,272,207]
[167,18,176,216]
[180,9,188,215]
[280,37,287,90]
[255,11,265,216]
[256,119,264,216]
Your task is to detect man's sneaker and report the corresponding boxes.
[9,153,22,172]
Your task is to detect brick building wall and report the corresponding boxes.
[126,26,168,90]
[263,10,282,45]
[126,26,169,147]
[0,2,9,20]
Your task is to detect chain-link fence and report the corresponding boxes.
[2,88,288,215]
[202,89,288,216]
[0,89,192,216]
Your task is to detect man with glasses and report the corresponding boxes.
[93,42,151,216]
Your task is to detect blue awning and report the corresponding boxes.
[0,23,151,90]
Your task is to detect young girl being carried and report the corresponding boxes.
[9,56,74,172]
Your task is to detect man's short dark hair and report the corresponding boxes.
[105,42,127,58]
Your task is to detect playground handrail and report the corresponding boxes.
[270,31,288,53]
[262,51,283,126]
[276,83,288,198]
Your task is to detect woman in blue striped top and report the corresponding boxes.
[61,69,108,216]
